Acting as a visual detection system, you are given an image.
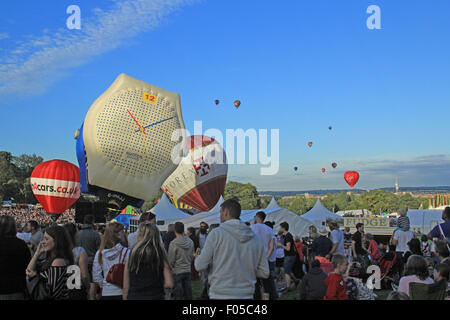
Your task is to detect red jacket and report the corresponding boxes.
[368,240,380,260]
[324,273,348,300]
[294,241,304,261]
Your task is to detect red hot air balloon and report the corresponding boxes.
[234,100,241,109]
[30,160,81,219]
[321,168,326,173]
[344,171,359,188]
[308,142,313,147]
[161,135,228,211]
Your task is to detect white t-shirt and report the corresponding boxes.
[329,229,346,256]
[393,230,414,253]
[251,223,276,259]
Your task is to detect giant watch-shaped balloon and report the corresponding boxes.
[76,73,185,209]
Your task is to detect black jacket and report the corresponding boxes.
[0,237,31,294]
[299,266,327,300]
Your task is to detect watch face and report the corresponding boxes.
[96,88,180,177]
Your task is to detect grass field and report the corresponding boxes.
[191,280,392,300]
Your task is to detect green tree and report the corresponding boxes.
[224,181,261,210]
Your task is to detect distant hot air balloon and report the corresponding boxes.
[234,100,241,109]
[75,73,185,210]
[161,135,228,212]
[328,126,332,130]
[294,166,298,172]
[30,160,80,220]
[332,162,337,169]
[308,142,313,147]
[344,171,360,188]
[321,168,326,173]
[215,99,220,106]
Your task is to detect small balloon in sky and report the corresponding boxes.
[234,100,241,109]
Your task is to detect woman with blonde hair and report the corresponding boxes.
[123,222,174,300]
[92,222,128,300]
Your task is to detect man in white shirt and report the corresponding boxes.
[391,229,414,254]
[251,211,278,300]
[326,220,346,259]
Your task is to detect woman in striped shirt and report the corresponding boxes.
[26,225,74,300]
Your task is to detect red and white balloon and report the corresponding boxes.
[30,160,81,214]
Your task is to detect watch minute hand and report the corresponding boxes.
[135,117,175,133]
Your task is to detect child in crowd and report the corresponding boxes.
[299,259,327,300]
[396,208,410,232]
[324,254,349,300]
[364,233,380,263]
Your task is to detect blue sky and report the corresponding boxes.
[1,0,449,191]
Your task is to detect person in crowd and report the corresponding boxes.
[123,222,173,300]
[0,216,31,300]
[186,227,200,281]
[324,254,349,300]
[428,206,450,241]
[391,214,415,262]
[344,262,375,300]
[16,222,31,243]
[398,255,434,297]
[433,240,450,265]
[326,220,345,260]
[26,225,74,300]
[312,228,333,258]
[197,221,209,250]
[168,222,195,300]
[275,231,285,283]
[265,221,279,299]
[351,223,367,264]
[27,220,44,257]
[421,234,432,257]
[386,291,410,300]
[294,236,304,264]
[364,233,380,263]
[92,222,129,300]
[128,212,156,250]
[402,238,423,264]
[63,223,89,299]
[186,227,199,250]
[77,214,102,300]
[251,211,277,300]
[194,199,269,300]
[308,225,319,240]
[162,224,176,252]
[278,222,299,291]
[299,259,327,300]
[428,263,449,299]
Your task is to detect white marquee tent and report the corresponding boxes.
[151,194,191,224]
[407,209,444,234]
[158,196,314,238]
[300,199,344,229]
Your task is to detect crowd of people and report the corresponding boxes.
[0,208,75,227]
[0,200,449,300]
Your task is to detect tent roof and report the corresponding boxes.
[301,199,343,227]
[266,197,280,210]
[151,194,190,223]
[208,196,225,214]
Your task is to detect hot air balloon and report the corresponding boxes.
[344,171,360,188]
[308,142,313,147]
[30,160,80,221]
[215,99,220,106]
[321,168,326,173]
[328,126,332,130]
[294,166,298,171]
[332,162,337,169]
[161,135,228,212]
[234,100,241,109]
[75,73,185,210]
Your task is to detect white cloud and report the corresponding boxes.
[0,0,199,96]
